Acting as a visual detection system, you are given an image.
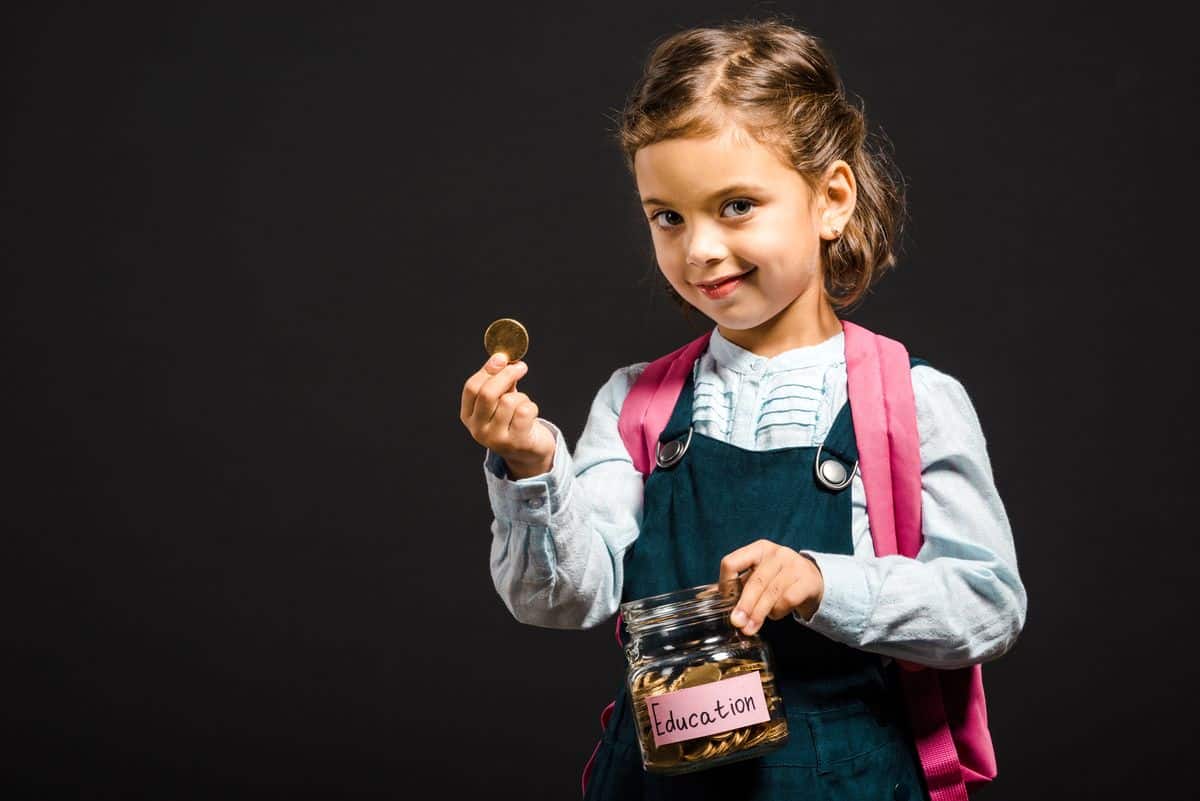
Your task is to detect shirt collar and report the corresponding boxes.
[707,324,845,374]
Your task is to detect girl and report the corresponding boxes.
[460,19,1025,801]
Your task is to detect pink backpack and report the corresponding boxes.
[581,320,996,800]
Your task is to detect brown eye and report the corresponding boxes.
[651,210,684,229]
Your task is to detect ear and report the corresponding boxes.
[818,160,857,240]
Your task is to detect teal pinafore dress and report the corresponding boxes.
[583,349,931,801]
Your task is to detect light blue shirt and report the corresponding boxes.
[482,325,1026,669]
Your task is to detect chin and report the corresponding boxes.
[690,285,788,329]
[709,312,769,331]
[720,303,796,332]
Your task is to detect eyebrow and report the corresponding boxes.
[639,183,767,207]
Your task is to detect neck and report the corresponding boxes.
[717,292,842,359]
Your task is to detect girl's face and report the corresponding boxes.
[634,120,855,353]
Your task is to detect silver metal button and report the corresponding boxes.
[526,497,545,509]
[814,442,856,491]
[655,426,694,469]
[819,459,848,486]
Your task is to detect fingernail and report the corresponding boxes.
[745,620,759,635]
[489,354,506,367]
[730,609,747,627]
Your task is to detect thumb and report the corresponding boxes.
[485,353,508,374]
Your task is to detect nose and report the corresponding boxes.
[685,221,729,269]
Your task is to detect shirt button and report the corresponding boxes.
[749,360,761,371]
[526,497,545,509]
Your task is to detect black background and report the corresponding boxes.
[5,2,1198,799]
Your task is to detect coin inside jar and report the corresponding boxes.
[484,318,529,363]
[627,655,788,772]
[673,662,722,690]
[620,582,789,774]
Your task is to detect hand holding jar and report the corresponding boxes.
[719,540,825,634]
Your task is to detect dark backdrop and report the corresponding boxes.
[5,2,1197,799]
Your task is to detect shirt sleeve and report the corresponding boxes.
[482,362,648,630]
[792,365,1028,669]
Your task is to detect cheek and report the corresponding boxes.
[744,231,798,264]
[653,247,688,283]
[659,267,690,294]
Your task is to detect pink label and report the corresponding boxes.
[645,670,770,747]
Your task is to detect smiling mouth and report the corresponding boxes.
[696,267,756,288]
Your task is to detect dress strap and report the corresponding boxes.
[819,398,858,467]
[657,345,702,443]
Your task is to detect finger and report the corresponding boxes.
[486,352,521,391]
[737,559,785,634]
[461,355,512,421]
[487,388,530,438]
[772,576,811,620]
[724,553,782,628]
[481,359,526,399]
[471,361,529,424]
[485,352,509,374]
[461,368,491,422]
[751,559,802,629]
[508,399,540,440]
[718,539,772,584]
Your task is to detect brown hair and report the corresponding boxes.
[614,18,908,315]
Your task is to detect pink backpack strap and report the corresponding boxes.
[844,320,992,800]
[843,320,924,558]
[616,330,714,476]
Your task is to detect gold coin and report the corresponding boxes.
[674,662,722,690]
[682,738,715,761]
[633,677,670,698]
[484,318,529,363]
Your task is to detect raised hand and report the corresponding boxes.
[460,353,556,479]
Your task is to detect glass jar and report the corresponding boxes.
[620,577,788,774]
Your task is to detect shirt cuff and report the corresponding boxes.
[481,419,572,525]
[791,551,870,641]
